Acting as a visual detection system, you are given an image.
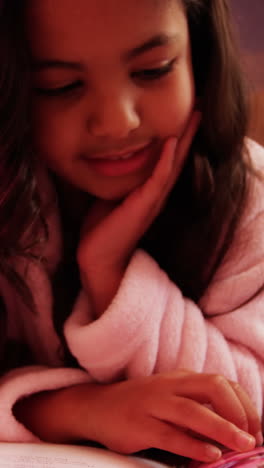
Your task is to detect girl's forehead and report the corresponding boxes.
[25,0,187,59]
[25,0,176,16]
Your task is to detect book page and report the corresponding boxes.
[0,443,171,468]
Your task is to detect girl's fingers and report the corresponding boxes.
[169,110,202,181]
[160,397,256,454]
[139,110,201,220]
[122,110,201,232]
[146,419,223,463]
[172,110,202,168]
[147,110,202,198]
[229,381,262,439]
[178,374,262,440]
[169,373,249,433]
[154,371,261,444]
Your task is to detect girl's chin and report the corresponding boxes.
[83,173,151,201]
[88,187,136,202]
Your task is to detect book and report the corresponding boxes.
[0,443,174,468]
[0,443,263,468]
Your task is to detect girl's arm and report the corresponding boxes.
[13,370,260,462]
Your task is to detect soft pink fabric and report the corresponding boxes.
[0,140,264,441]
[0,367,91,441]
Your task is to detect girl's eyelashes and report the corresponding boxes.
[33,58,178,98]
[131,58,177,82]
[34,80,83,97]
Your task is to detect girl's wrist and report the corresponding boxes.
[13,383,102,443]
[79,265,125,317]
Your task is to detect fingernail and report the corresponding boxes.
[235,431,256,450]
[205,445,222,461]
[255,431,263,446]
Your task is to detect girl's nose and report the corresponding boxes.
[86,93,140,139]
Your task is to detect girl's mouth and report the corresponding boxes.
[83,142,155,177]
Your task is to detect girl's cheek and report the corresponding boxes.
[145,72,196,138]
[32,106,80,155]
[151,95,195,139]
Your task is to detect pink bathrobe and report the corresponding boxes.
[0,140,264,442]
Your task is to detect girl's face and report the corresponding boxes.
[26,0,195,200]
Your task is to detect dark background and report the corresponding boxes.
[232,0,264,52]
[231,0,264,144]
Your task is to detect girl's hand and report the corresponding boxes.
[77,111,201,316]
[74,371,260,461]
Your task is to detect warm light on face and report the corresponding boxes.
[26,0,195,200]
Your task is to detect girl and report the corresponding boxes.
[0,0,263,463]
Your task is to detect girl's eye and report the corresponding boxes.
[34,80,83,97]
[132,59,177,82]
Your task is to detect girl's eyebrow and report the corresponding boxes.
[32,33,179,71]
[32,60,83,72]
[124,33,180,60]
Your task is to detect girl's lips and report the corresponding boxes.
[84,142,155,177]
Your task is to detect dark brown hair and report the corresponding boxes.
[0,0,251,321]
[0,1,44,309]
[140,0,250,300]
